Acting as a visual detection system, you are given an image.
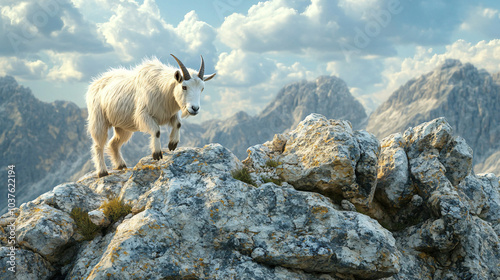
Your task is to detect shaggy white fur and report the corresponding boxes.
[86,55,215,177]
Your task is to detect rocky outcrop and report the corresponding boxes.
[244,114,379,210]
[366,59,500,175]
[244,115,500,279]
[1,140,399,279]
[1,114,498,279]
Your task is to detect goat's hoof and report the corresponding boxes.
[152,151,163,160]
[98,171,109,178]
[117,164,127,170]
[168,142,178,151]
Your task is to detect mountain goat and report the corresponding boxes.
[86,54,216,177]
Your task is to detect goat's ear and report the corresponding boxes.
[174,70,183,83]
[203,73,216,82]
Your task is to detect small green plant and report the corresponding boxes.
[265,159,282,168]
[261,176,283,186]
[100,196,132,224]
[231,167,256,186]
[70,207,100,241]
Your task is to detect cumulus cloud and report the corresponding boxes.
[207,49,319,120]
[327,56,385,89]
[214,50,278,86]
[98,0,217,67]
[218,0,472,60]
[0,0,109,55]
[45,51,84,82]
[0,56,48,79]
[460,6,500,39]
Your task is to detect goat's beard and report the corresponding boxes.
[181,108,191,118]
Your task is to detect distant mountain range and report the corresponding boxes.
[0,76,90,213]
[1,59,499,213]
[366,59,500,174]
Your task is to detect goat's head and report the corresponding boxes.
[171,54,216,117]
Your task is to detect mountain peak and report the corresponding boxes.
[439,58,463,69]
[0,75,35,105]
[367,61,500,172]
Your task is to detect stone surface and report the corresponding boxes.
[3,114,499,280]
[0,247,55,280]
[439,136,473,186]
[245,114,380,209]
[88,209,110,227]
[375,133,412,208]
[15,203,75,262]
[69,143,400,279]
[33,182,106,213]
[373,117,500,279]
[458,173,500,224]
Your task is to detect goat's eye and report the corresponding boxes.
[182,86,187,90]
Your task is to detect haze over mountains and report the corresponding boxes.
[1,59,499,213]
[366,59,500,174]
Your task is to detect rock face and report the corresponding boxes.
[244,114,379,210]
[366,59,500,175]
[1,114,498,279]
[244,115,500,279]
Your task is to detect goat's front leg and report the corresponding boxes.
[168,112,181,151]
[136,111,163,160]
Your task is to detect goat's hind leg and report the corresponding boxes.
[90,123,110,178]
[107,127,132,170]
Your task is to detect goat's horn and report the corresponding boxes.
[171,54,191,81]
[198,55,205,80]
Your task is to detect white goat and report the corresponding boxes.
[86,54,215,177]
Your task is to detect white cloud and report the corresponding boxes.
[208,50,317,120]
[219,0,308,53]
[98,0,217,65]
[215,50,277,86]
[460,7,500,39]
[0,0,109,55]
[326,56,384,89]
[45,51,84,82]
[0,56,48,79]
[218,0,472,59]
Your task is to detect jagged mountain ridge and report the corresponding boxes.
[366,59,500,173]
[0,76,90,214]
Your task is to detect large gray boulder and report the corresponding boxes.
[244,113,380,210]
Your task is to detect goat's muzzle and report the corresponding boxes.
[187,105,199,116]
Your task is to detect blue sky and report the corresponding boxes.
[1,0,499,121]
